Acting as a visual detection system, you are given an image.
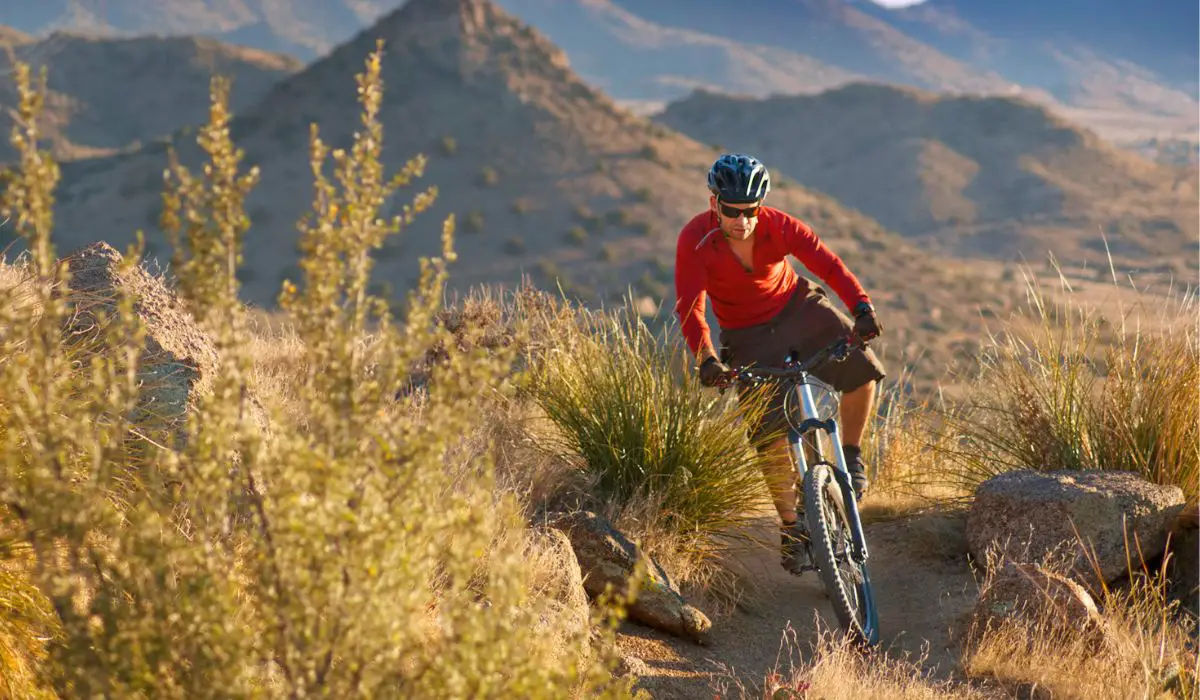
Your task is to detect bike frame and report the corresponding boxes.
[781,359,871,565]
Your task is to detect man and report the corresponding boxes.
[673,153,885,575]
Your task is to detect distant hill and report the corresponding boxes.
[0,0,399,59]
[0,30,302,162]
[19,0,1021,393]
[657,83,1199,281]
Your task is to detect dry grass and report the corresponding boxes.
[716,626,981,700]
[914,261,1199,512]
[962,557,1198,699]
[857,367,970,523]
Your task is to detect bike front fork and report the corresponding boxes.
[790,423,870,564]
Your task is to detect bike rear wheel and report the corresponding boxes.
[803,460,880,645]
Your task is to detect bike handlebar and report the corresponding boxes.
[717,333,869,389]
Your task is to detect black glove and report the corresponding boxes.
[698,356,730,387]
[853,302,881,341]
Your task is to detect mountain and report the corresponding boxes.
[2,1,1193,147]
[852,0,1198,138]
[25,0,1021,393]
[487,0,864,104]
[0,30,302,162]
[657,83,1199,281]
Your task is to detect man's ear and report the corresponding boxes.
[709,194,718,212]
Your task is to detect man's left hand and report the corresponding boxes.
[853,304,881,341]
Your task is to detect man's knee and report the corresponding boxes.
[844,379,876,398]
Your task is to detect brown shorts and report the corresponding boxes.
[719,286,886,444]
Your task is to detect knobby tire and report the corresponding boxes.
[803,460,880,645]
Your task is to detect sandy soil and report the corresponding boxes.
[614,510,983,699]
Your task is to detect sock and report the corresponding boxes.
[842,444,861,465]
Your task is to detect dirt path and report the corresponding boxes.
[615,510,982,699]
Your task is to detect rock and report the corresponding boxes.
[507,528,593,666]
[60,242,268,442]
[550,511,712,645]
[1165,507,1199,625]
[967,470,1185,587]
[970,560,1104,645]
[614,653,650,678]
[527,526,590,633]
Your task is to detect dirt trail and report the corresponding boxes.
[615,510,982,699]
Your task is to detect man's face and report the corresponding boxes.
[711,196,761,241]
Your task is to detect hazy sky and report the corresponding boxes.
[871,0,928,7]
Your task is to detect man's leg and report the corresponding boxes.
[759,434,811,574]
[839,379,877,447]
[760,435,798,524]
[838,379,877,497]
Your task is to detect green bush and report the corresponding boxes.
[522,298,772,569]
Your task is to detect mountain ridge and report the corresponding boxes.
[656,81,1198,280]
[0,30,303,162]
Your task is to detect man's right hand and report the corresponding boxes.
[698,356,731,387]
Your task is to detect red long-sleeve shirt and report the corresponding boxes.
[673,206,871,357]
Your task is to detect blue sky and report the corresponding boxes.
[870,0,928,7]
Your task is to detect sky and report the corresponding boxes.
[870,0,929,7]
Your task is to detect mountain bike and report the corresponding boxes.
[718,334,880,646]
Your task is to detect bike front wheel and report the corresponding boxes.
[803,460,880,645]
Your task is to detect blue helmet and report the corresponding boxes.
[707,153,771,203]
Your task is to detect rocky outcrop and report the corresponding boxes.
[967,470,1185,588]
[550,511,712,645]
[970,560,1105,646]
[61,242,268,442]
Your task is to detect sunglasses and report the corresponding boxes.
[717,200,761,219]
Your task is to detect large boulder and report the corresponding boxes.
[61,242,268,442]
[549,511,712,645]
[967,470,1185,587]
[969,560,1105,647]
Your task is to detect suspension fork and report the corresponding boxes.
[827,419,870,563]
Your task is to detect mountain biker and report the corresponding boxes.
[673,153,886,575]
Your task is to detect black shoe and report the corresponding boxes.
[780,520,812,574]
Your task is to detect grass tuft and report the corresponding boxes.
[521,294,773,584]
